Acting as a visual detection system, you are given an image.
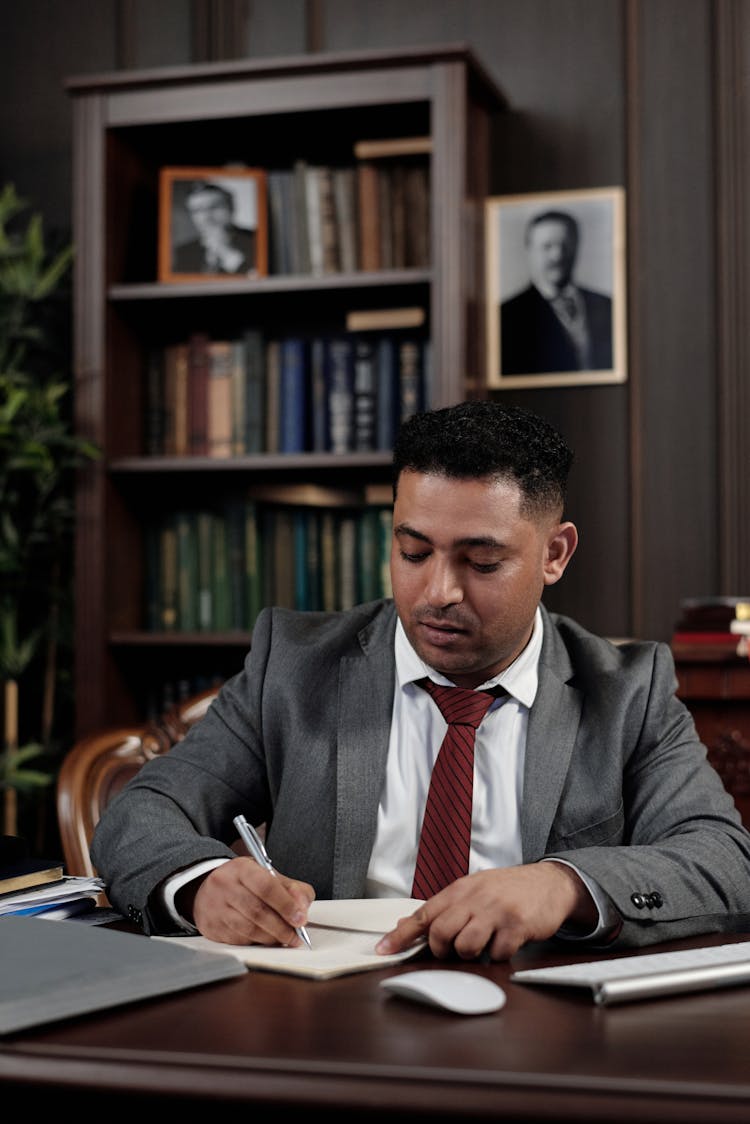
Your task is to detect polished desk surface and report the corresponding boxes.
[2,927,750,1122]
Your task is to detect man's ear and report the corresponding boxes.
[543,521,578,586]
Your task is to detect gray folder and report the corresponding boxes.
[0,914,247,1035]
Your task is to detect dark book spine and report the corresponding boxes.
[353,336,378,451]
[327,337,355,454]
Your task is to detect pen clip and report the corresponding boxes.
[233,814,273,869]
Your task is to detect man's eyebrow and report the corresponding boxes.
[394,523,430,542]
[394,524,504,549]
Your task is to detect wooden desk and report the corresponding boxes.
[2,932,750,1122]
[676,657,750,826]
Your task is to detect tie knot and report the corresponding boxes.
[419,678,500,729]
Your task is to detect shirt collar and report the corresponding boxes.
[534,280,579,304]
[395,606,542,709]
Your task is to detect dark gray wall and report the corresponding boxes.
[1,0,747,642]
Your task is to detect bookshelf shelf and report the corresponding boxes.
[69,44,505,734]
[109,451,395,473]
[110,631,254,647]
[108,270,432,301]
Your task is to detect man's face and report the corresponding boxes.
[186,189,232,239]
[390,471,575,688]
[526,218,577,294]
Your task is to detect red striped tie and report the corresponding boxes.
[411,678,500,900]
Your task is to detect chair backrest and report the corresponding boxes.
[56,686,220,880]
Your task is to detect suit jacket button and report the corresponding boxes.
[631,893,645,909]
[652,892,663,908]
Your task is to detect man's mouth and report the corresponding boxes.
[417,618,468,644]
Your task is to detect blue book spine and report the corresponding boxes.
[279,337,308,453]
[376,335,398,450]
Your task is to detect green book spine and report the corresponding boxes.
[196,510,214,630]
[378,507,393,599]
[159,516,178,631]
[306,509,322,611]
[176,510,198,632]
[224,500,247,630]
[293,508,309,610]
[244,500,262,627]
[211,515,231,631]
[320,510,337,611]
[357,507,380,604]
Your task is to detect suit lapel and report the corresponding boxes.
[520,612,583,861]
[332,606,397,897]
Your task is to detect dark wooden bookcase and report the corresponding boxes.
[67,44,506,736]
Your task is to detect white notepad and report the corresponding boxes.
[511,940,750,1006]
[154,898,426,980]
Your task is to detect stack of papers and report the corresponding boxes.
[0,875,105,920]
[155,897,427,979]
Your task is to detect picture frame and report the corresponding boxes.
[158,166,268,282]
[485,186,627,388]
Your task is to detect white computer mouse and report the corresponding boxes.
[380,969,506,1015]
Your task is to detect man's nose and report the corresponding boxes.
[423,559,463,607]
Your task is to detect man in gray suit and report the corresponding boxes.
[91,402,750,962]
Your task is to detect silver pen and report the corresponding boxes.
[233,814,313,949]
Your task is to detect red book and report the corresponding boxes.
[188,332,210,456]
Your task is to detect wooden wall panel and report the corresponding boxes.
[627,0,718,641]
[1,0,747,643]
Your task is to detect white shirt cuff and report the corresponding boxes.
[542,857,622,942]
[162,858,230,932]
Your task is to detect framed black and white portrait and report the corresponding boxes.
[485,186,627,388]
[158,166,268,283]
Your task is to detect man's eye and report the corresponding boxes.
[400,550,428,564]
[471,561,501,574]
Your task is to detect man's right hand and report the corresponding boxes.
[181,857,314,946]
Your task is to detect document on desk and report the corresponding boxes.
[0,914,247,1036]
[154,898,427,980]
[510,940,750,1006]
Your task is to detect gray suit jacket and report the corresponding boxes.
[91,600,750,944]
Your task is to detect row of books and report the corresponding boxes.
[267,150,430,277]
[145,329,429,458]
[670,596,750,661]
[146,500,394,633]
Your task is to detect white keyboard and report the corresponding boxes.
[511,940,750,1005]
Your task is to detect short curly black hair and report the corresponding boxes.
[392,400,573,519]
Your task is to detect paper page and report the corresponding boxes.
[307,897,423,932]
[154,897,427,980]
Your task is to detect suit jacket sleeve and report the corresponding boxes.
[538,624,750,946]
[90,601,396,934]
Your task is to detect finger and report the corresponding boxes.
[234,863,311,944]
[375,905,431,954]
[196,859,306,947]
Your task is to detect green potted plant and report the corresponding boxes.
[0,183,98,843]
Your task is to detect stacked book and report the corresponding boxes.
[670,596,750,661]
[0,853,104,920]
